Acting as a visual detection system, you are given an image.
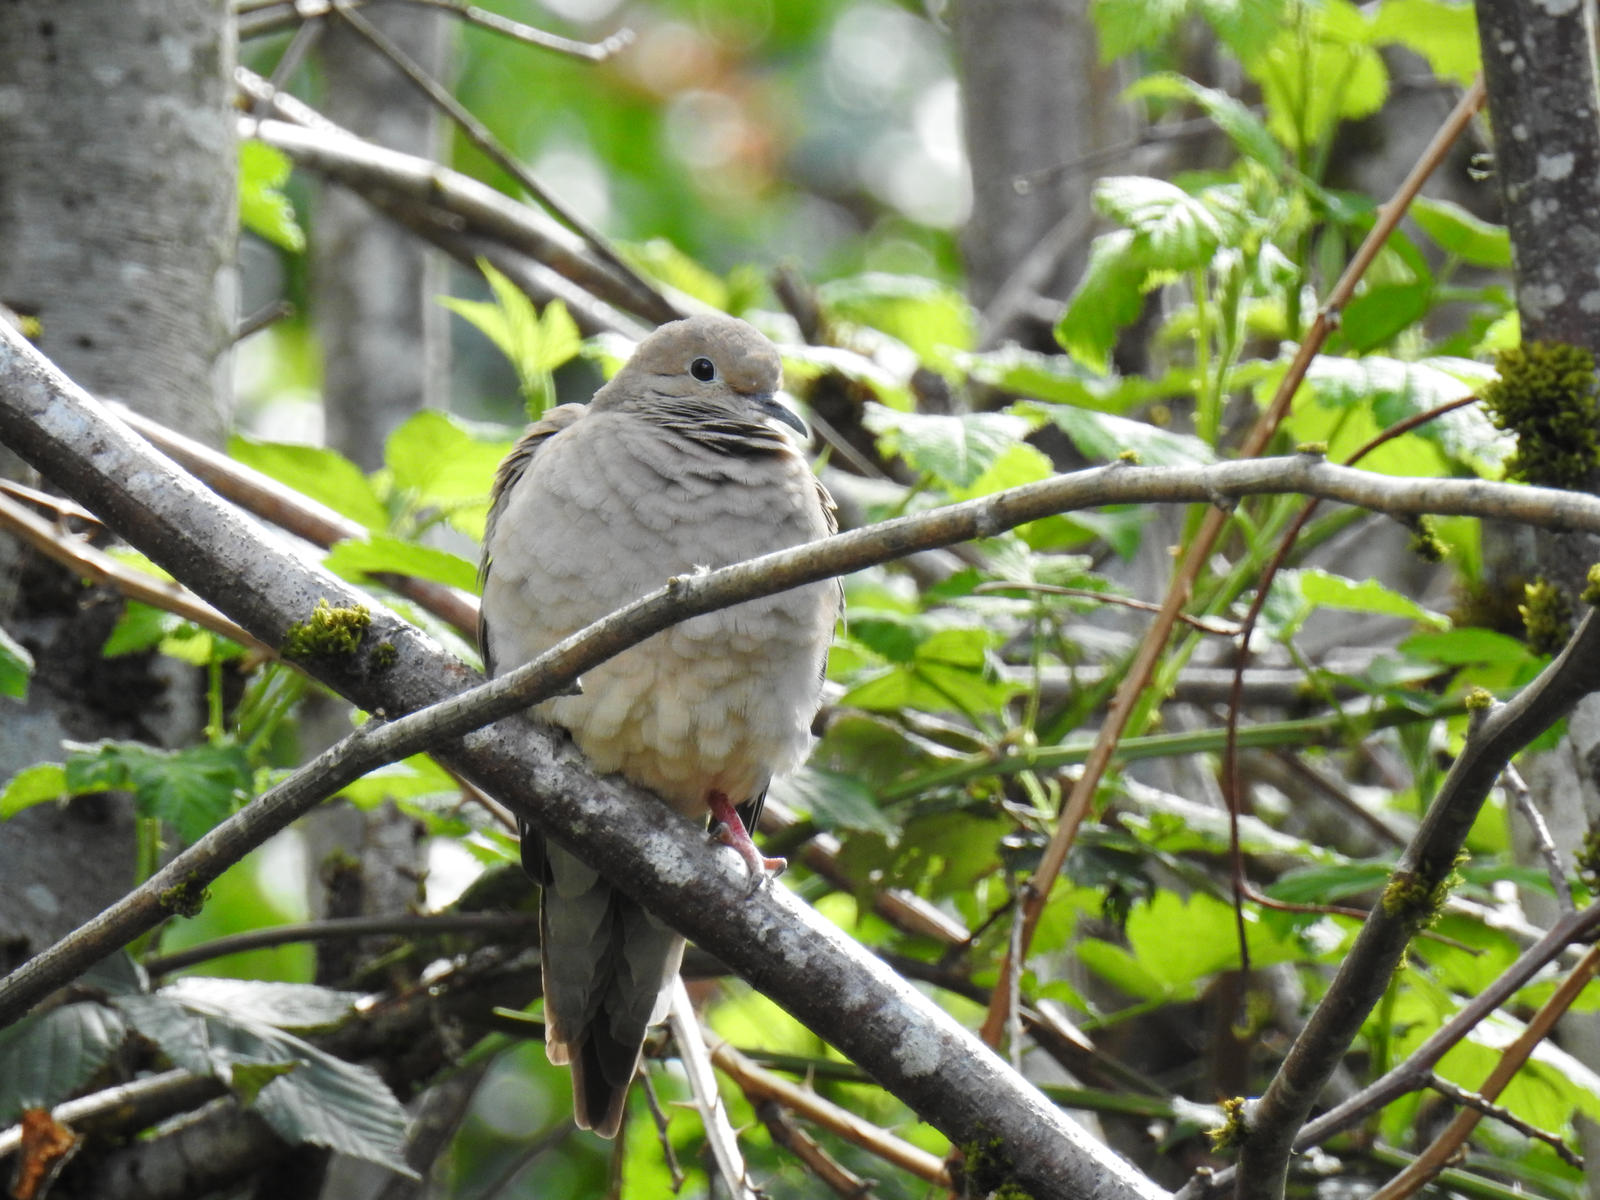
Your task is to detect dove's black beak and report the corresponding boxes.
[755,393,809,438]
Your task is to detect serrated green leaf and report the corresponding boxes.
[103,602,181,657]
[0,763,69,819]
[0,623,31,700]
[63,740,252,845]
[771,766,899,840]
[817,273,976,363]
[240,141,305,253]
[228,438,390,532]
[1246,3,1388,152]
[860,403,1031,488]
[1126,73,1286,176]
[1270,568,1449,641]
[0,1003,127,1122]
[162,979,362,1034]
[1410,196,1511,269]
[1093,177,1243,268]
[1025,402,1216,465]
[116,992,412,1174]
[325,535,478,593]
[441,262,581,417]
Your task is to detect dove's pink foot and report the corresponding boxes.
[707,790,786,885]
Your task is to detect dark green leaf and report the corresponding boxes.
[1337,282,1432,353]
[860,403,1031,488]
[161,978,362,1034]
[1401,628,1533,668]
[1265,862,1394,905]
[63,740,252,845]
[772,766,899,840]
[0,1003,127,1122]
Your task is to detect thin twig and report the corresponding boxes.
[392,0,634,60]
[0,491,270,655]
[141,912,539,976]
[667,980,759,1200]
[1423,1073,1582,1168]
[1502,762,1573,913]
[757,1100,878,1199]
[707,1038,952,1187]
[1369,940,1600,1198]
[972,581,1241,636]
[326,0,680,324]
[976,75,1490,1050]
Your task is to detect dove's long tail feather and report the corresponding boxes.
[538,839,685,1137]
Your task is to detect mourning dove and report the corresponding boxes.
[478,313,840,1137]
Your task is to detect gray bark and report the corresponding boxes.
[1473,0,1600,1186]
[0,0,234,962]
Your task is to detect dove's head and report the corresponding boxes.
[594,314,807,440]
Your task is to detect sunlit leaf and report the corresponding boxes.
[228,438,389,532]
[1410,196,1512,269]
[1126,73,1286,176]
[0,623,32,699]
[861,403,1031,488]
[325,535,479,593]
[240,141,305,253]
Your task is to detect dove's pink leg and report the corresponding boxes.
[707,790,786,881]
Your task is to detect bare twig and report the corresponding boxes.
[708,1038,952,1187]
[140,913,540,976]
[0,1070,226,1160]
[1422,1073,1582,1169]
[757,1101,878,1199]
[667,980,759,1200]
[1502,762,1574,913]
[326,0,680,324]
[977,75,1490,1051]
[0,491,270,655]
[1369,940,1600,1198]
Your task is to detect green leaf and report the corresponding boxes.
[1268,568,1449,642]
[231,1059,301,1105]
[860,403,1031,488]
[772,766,899,840]
[1056,229,1148,372]
[1370,0,1481,86]
[325,535,479,593]
[817,273,976,364]
[1400,628,1533,668]
[239,141,305,253]
[63,740,252,845]
[0,763,68,819]
[1337,282,1433,353]
[621,239,729,309]
[440,261,581,417]
[0,622,32,699]
[1265,862,1394,905]
[1093,177,1244,268]
[1246,3,1387,152]
[1410,196,1511,269]
[103,601,180,657]
[1023,402,1216,465]
[117,992,412,1175]
[383,410,514,540]
[228,438,390,532]
[1125,73,1286,176]
[0,1002,127,1122]
[1092,0,1285,61]
[959,347,1198,416]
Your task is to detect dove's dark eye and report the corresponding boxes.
[689,356,717,382]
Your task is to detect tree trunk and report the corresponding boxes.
[0,0,235,964]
